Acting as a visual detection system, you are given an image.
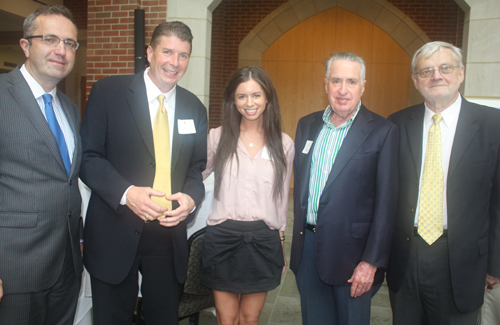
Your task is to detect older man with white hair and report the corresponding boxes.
[387,41,500,324]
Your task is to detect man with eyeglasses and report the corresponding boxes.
[387,41,500,324]
[0,5,82,324]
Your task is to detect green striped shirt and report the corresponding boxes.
[306,102,361,225]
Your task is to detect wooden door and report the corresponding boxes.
[262,7,411,142]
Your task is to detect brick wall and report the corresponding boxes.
[86,0,167,98]
[64,0,88,31]
[209,0,288,129]
[388,0,464,47]
[208,0,464,129]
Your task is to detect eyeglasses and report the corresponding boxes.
[26,34,79,51]
[415,65,458,78]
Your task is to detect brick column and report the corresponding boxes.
[86,0,167,99]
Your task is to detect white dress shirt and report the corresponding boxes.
[414,94,462,229]
[120,68,177,204]
[20,64,75,163]
[143,67,176,153]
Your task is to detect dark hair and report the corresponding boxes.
[150,21,193,53]
[214,66,287,201]
[23,5,78,38]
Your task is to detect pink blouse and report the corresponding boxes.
[202,127,295,231]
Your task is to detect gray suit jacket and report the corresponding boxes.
[0,68,83,294]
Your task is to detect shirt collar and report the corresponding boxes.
[322,101,361,129]
[143,67,176,108]
[20,64,57,99]
[424,93,462,128]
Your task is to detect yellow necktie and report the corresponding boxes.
[418,113,444,245]
[152,94,172,215]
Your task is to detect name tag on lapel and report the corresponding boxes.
[302,140,313,154]
[261,146,272,160]
[178,119,196,134]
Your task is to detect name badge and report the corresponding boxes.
[302,140,313,154]
[261,146,272,160]
[178,119,196,134]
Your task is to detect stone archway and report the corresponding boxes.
[238,0,431,68]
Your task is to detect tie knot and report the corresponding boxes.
[432,114,442,124]
[158,94,165,104]
[42,94,53,105]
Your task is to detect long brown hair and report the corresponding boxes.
[213,66,287,201]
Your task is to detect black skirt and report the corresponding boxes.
[200,219,284,294]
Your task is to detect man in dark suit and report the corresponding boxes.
[290,52,398,324]
[0,5,83,324]
[80,21,207,324]
[387,41,500,324]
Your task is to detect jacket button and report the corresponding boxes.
[68,212,71,217]
[406,237,410,241]
[150,162,155,168]
[135,230,140,235]
[300,232,303,235]
[69,180,72,185]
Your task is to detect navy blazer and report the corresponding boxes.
[80,73,207,284]
[386,97,500,312]
[290,105,399,286]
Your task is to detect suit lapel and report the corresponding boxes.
[7,68,68,174]
[448,98,478,179]
[57,93,79,177]
[170,88,186,171]
[322,105,373,193]
[405,105,425,179]
[126,74,154,157]
[299,113,323,206]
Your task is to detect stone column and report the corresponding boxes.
[167,0,222,109]
[462,0,500,101]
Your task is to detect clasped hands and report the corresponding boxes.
[126,186,195,227]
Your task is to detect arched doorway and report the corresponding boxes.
[262,7,412,140]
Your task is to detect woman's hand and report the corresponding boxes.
[281,231,287,275]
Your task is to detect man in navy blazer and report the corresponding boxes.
[387,41,500,324]
[290,52,398,324]
[80,21,207,324]
[0,5,83,324]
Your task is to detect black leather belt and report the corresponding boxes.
[306,224,316,232]
[413,227,448,237]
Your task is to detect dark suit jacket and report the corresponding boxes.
[80,73,207,284]
[290,105,399,286]
[386,97,500,312]
[0,67,83,294]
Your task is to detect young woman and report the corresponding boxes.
[200,66,294,325]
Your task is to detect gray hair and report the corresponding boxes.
[325,52,366,81]
[23,5,77,38]
[150,21,193,53]
[412,41,463,74]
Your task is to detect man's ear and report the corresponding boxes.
[20,38,31,59]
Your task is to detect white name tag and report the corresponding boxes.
[261,146,272,160]
[178,119,196,134]
[302,140,313,154]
